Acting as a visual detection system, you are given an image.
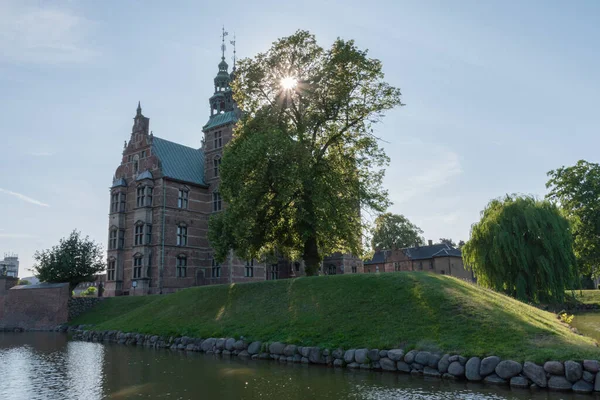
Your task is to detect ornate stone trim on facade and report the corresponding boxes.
[65,326,600,395]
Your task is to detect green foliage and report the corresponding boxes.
[82,286,97,297]
[370,213,424,251]
[17,279,30,285]
[438,238,457,247]
[458,240,466,250]
[32,230,105,293]
[546,160,600,279]
[209,30,403,275]
[463,195,576,303]
[70,273,599,363]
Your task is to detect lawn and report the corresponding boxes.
[71,272,600,363]
[568,290,600,306]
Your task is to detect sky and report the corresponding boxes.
[1,0,599,275]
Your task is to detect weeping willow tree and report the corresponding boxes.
[462,195,576,303]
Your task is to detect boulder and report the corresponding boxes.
[565,360,583,383]
[465,357,482,381]
[372,361,381,370]
[510,376,529,389]
[300,347,311,358]
[216,339,226,350]
[225,338,235,351]
[484,374,507,385]
[423,367,441,378]
[333,359,344,368]
[495,360,522,380]
[583,371,594,383]
[583,360,600,373]
[269,342,286,355]
[448,355,459,363]
[360,363,371,370]
[415,351,431,365]
[544,361,564,375]
[238,350,250,358]
[448,361,465,377]
[283,345,297,357]
[332,348,344,359]
[397,361,411,373]
[438,354,450,373]
[427,354,441,368]
[234,340,247,351]
[368,349,380,362]
[201,338,216,352]
[412,363,424,371]
[548,375,572,391]
[379,350,388,358]
[595,372,600,392]
[380,358,396,371]
[572,380,594,394]
[308,347,323,364]
[480,356,501,376]
[344,349,356,363]
[403,350,418,363]
[388,349,405,362]
[523,362,547,388]
[247,341,262,355]
[355,348,369,364]
[458,356,467,365]
[301,357,309,364]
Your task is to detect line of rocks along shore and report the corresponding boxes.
[56,325,600,395]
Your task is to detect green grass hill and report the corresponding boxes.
[71,272,600,363]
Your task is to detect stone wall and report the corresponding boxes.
[68,297,103,321]
[70,327,600,395]
[1,283,69,330]
[0,276,19,322]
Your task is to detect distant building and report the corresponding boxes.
[73,274,107,296]
[364,241,474,280]
[0,254,19,278]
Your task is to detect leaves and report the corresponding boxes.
[209,30,403,274]
[462,195,576,303]
[546,160,600,278]
[370,213,424,251]
[31,230,105,293]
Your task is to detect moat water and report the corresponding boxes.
[0,332,598,400]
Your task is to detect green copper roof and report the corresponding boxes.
[152,137,206,186]
[203,110,238,131]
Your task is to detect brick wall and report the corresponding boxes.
[0,283,69,330]
[0,276,19,322]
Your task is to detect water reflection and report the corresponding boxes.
[0,333,595,400]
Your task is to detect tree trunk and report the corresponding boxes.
[303,235,321,276]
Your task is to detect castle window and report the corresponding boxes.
[214,131,222,149]
[111,193,119,213]
[109,229,117,250]
[213,192,222,212]
[145,224,152,245]
[119,192,126,212]
[269,264,278,280]
[294,262,300,272]
[136,187,145,207]
[133,256,143,279]
[394,262,400,272]
[213,157,221,177]
[134,223,144,246]
[136,186,152,207]
[245,259,254,277]
[133,160,139,174]
[351,266,357,273]
[178,189,189,209]
[211,258,221,278]
[177,256,187,278]
[327,265,337,275]
[146,187,153,206]
[177,225,187,246]
[141,150,146,158]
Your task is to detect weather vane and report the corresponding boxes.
[221,26,228,61]
[230,33,237,69]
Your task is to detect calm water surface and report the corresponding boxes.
[0,333,597,400]
[572,312,600,343]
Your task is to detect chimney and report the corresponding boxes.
[428,239,433,246]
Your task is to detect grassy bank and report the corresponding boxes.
[568,290,600,306]
[71,273,599,363]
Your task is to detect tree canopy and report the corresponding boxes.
[371,213,424,251]
[438,238,456,247]
[32,230,105,293]
[546,160,600,279]
[462,195,575,303]
[209,30,403,275]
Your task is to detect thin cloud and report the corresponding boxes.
[0,188,50,207]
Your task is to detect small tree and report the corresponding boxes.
[371,213,424,251]
[457,240,466,250]
[438,238,456,247]
[82,286,98,297]
[463,195,576,303]
[32,230,105,293]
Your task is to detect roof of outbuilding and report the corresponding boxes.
[364,250,389,265]
[404,243,462,260]
[203,110,238,131]
[152,137,206,186]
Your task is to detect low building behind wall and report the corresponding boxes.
[0,283,70,330]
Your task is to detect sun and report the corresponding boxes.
[280,76,298,90]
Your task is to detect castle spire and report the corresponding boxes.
[136,101,142,116]
[230,33,236,71]
[221,26,229,61]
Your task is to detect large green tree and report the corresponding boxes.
[371,213,424,251]
[32,230,105,293]
[546,160,600,279]
[209,30,403,275]
[462,195,575,303]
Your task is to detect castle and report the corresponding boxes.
[105,36,362,296]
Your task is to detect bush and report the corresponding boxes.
[82,286,97,297]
